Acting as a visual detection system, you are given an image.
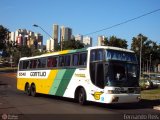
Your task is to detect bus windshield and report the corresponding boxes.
[90,49,139,88]
[106,50,137,63]
[105,61,139,87]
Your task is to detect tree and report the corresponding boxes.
[30,45,42,56]
[104,36,128,49]
[55,38,85,51]
[12,45,43,64]
[131,34,160,72]
[54,43,61,51]
[63,39,84,50]
[5,41,18,57]
[0,25,9,50]
[131,34,148,57]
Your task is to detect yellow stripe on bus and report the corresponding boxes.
[43,50,70,56]
[17,70,58,94]
[59,50,69,54]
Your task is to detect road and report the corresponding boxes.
[0,72,160,120]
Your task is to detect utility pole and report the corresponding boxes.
[147,60,149,74]
[150,54,152,78]
[139,35,142,79]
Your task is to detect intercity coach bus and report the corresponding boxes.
[17,46,141,105]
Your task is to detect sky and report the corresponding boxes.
[0,0,160,48]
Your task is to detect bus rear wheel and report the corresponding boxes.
[30,84,37,97]
[25,83,30,96]
[78,88,86,105]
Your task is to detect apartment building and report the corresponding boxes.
[9,29,43,51]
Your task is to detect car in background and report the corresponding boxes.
[150,80,160,88]
[139,79,153,90]
[140,73,160,90]
[142,74,149,79]
[150,74,157,79]
[156,74,160,78]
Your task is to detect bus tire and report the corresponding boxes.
[25,83,31,96]
[30,84,37,97]
[78,88,86,105]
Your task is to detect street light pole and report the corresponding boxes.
[33,24,63,51]
[33,24,54,41]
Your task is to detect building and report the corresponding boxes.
[98,36,105,46]
[35,33,43,51]
[10,32,15,42]
[75,34,83,43]
[53,24,59,48]
[46,38,54,52]
[83,36,92,47]
[60,26,72,42]
[9,29,43,51]
[46,39,51,51]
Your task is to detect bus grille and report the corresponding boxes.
[119,88,135,94]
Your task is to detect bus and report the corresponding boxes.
[17,46,141,105]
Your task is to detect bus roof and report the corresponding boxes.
[19,46,134,61]
[88,46,134,53]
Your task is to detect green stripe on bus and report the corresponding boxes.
[75,48,87,52]
[55,69,76,96]
[69,50,77,53]
[49,69,66,95]
[69,48,87,53]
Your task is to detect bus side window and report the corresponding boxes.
[97,49,104,61]
[64,55,71,66]
[37,59,41,68]
[47,57,58,68]
[23,60,30,69]
[79,53,87,66]
[47,57,52,67]
[72,54,79,66]
[30,60,37,69]
[90,50,96,61]
[38,58,47,68]
[91,49,104,62]
[59,56,64,67]
[19,61,23,70]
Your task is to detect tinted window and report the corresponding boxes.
[91,50,96,61]
[23,60,30,69]
[59,56,65,67]
[47,56,58,67]
[90,49,104,62]
[64,55,71,66]
[37,58,46,68]
[72,54,79,66]
[97,49,104,60]
[30,59,37,69]
[19,61,23,70]
[106,50,137,62]
[79,53,87,66]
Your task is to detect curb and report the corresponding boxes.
[153,106,160,111]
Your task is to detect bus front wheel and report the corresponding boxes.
[78,88,86,105]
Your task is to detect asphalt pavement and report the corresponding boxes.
[0,72,160,120]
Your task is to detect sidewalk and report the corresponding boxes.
[153,105,160,111]
[0,72,16,78]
